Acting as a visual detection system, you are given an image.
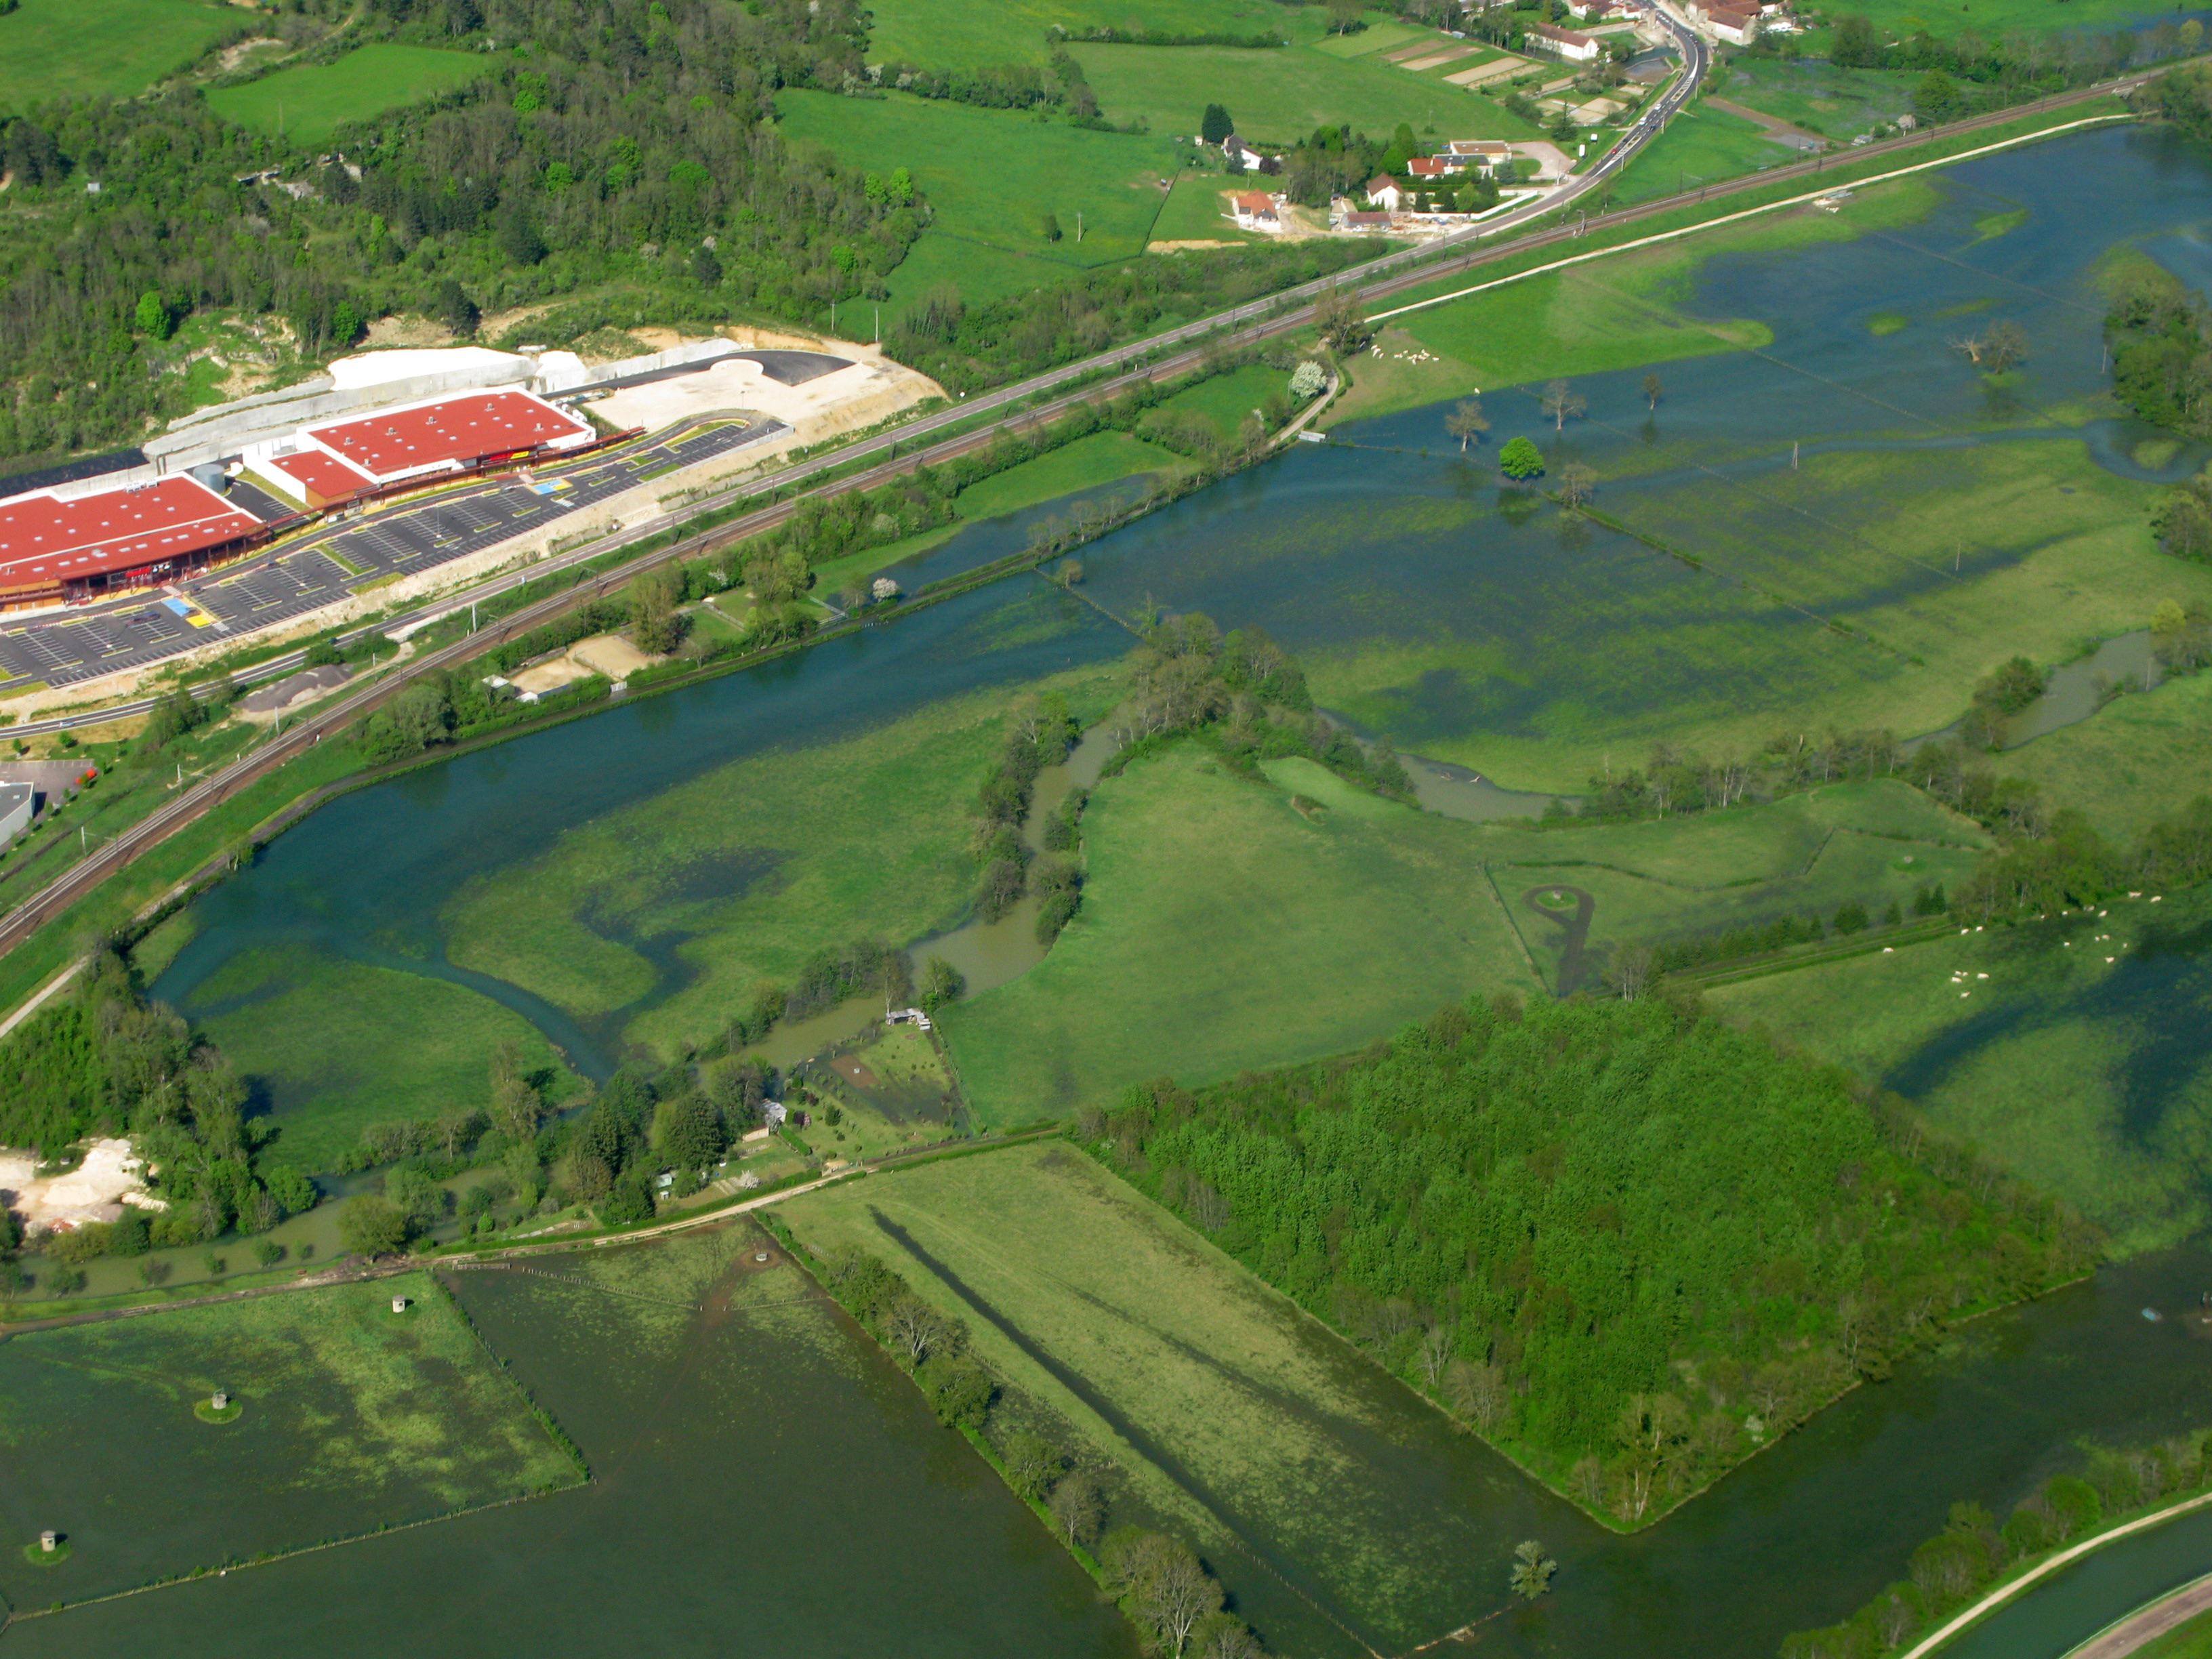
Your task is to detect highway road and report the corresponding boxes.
[0,43,2165,970]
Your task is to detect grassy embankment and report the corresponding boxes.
[778,1139,1528,1658]
[2143,1604,2212,1659]
[943,746,2005,1120]
[207,45,491,148]
[0,1273,581,1610]
[0,0,234,107]
[176,946,585,1173]
[1711,885,2212,1257]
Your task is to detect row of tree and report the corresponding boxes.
[811,1242,1260,1657]
[1780,1428,2212,1659]
[0,950,320,1271]
[1074,995,2101,1523]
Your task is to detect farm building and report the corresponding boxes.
[0,474,266,610]
[1706,5,1759,41]
[1528,21,1603,60]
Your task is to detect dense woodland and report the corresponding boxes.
[1086,996,2102,1523]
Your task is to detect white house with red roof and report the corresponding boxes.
[1528,20,1602,59]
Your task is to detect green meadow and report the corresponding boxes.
[863,0,1275,70]
[1150,360,1286,437]
[207,45,490,148]
[779,1139,1529,1655]
[441,662,1122,1058]
[0,1274,580,1605]
[945,743,1544,1124]
[1719,59,1920,142]
[1067,35,1544,148]
[1608,101,1797,205]
[176,948,583,1172]
[1711,887,2212,1256]
[1999,667,2212,845]
[775,89,1183,268]
[0,0,232,109]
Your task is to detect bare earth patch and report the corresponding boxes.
[0,1138,165,1235]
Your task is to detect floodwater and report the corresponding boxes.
[78,124,2212,1656]
[0,1225,1136,1656]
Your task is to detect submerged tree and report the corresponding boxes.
[1540,377,1587,431]
[1445,395,1490,451]
[1643,371,1664,410]
[1557,461,1597,508]
[1498,436,1545,479]
[1510,1539,1558,1601]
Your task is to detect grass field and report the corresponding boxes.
[0,1273,580,1605]
[174,947,583,1173]
[1068,35,1544,148]
[779,1141,1566,1656]
[0,0,232,109]
[441,662,1122,1059]
[1606,101,1797,207]
[1151,360,1288,437]
[775,90,1183,269]
[207,45,491,148]
[1998,668,2212,845]
[1711,886,2212,1256]
[943,742,1542,1122]
[2142,1605,2212,1659]
[864,0,1279,70]
[1146,173,1269,245]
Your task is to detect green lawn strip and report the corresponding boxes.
[776,1139,1492,1654]
[775,89,1183,267]
[872,230,1088,331]
[1066,37,1546,149]
[953,430,1188,518]
[438,662,1122,1057]
[1147,174,1256,244]
[1708,886,2212,1256]
[0,1273,580,1608]
[180,947,585,1174]
[2137,1601,2212,1659]
[207,45,492,148]
[1607,100,1799,205]
[863,0,1269,70]
[943,744,1543,1124]
[1999,668,2212,846]
[1150,361,1284,438]
[0,0,234,107]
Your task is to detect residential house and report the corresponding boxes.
[1364,175,1406,209]
[1223,134,1279,174]
[1443,139,1516,171]
[1407,156,1452,183]
[1230,190,1283,230]
[1565,0,1637,20]
[1526,20,1602,61]
[1706,5,1759,42]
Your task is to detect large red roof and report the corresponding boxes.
[0,476,261,588]
[304,390,592,480]
[265,448,377,504]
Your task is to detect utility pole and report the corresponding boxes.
[1792,441,1799,470]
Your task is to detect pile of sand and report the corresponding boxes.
[0,1138,166,1235]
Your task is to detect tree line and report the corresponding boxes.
[807,1237,1264,1658]
[1073,994,2101,1526]
[1780,1427,2212,1659]
[0,950,320,1286]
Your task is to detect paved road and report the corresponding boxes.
[2070,1570,2212,1659]
[0,58,2164,968]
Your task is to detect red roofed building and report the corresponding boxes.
[0,476,264,610]
[1230,190,1282,229]
[261,447,379,510]
[301,388,594,487]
